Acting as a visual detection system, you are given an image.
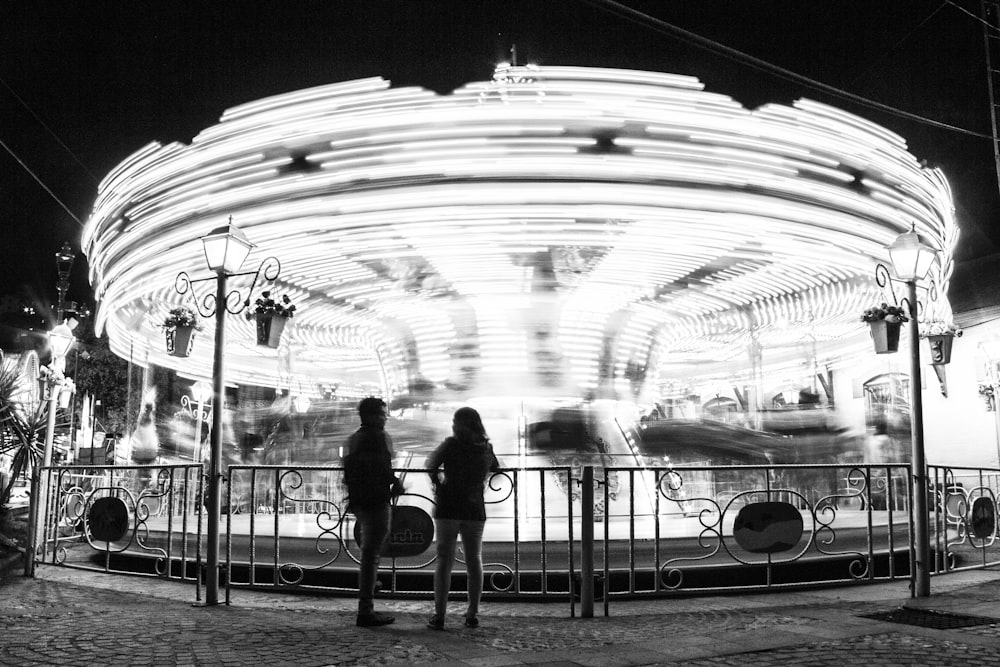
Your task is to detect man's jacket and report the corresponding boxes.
[343,425,397,512]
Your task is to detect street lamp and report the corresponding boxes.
[25,320,76,575]
[175,218,279,606]
[880,224,938,598]
[54,243,75,323]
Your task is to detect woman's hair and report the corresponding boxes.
[453,406,487,441]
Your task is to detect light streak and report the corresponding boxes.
[83,66,958,398]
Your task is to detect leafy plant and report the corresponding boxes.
[247,291,296,318]
[0,362,48,509]
[860,302,909,324]
[919,320,962,338]
[162,306,201,330]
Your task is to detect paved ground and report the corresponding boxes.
[4,566,1000,666]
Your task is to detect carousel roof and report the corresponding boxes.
[82,65,958,401]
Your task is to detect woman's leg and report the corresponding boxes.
[459,520,486,618]
[433,518,461,620]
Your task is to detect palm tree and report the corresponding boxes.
[0,361,48,509]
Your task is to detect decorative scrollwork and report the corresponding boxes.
[874,261,937,315]
[486,562,515,592]
[174,271,217,319]
[874,263,897,305]
[174,256,282,318]
[810,467,869,577]
[486,470,514,504]
[238,257,282,314]
[661,565,684,590]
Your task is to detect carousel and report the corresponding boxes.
[81,65,959,467]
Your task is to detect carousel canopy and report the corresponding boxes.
[82,65,958,402]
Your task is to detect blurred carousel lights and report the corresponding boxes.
[83,66,959,397]
[180,380,213,463]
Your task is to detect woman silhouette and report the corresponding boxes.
[425,407,500,630]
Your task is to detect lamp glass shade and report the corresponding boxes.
[192,380,213,403]
[201,222,254,273]
[49,323,75,360]
[55,243,75,275]
[887,228,937,281]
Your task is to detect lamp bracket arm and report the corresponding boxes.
[229,257,281,315]
[899,295,921,319]
[175,271,220,319]
[874,264,938,313]
[874,263,898,306]
[175,256,281,317]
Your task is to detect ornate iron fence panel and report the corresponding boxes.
[37,464,204,597]
[224,465,577,611]
[33,461,944,606]
[596,463,913,604]
[928,465,1000,574]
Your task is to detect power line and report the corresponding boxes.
[0,76,99,183]
[945,0,992,27]
[580,0,992,139]
[847,3,949,88]
[0,137,85,227]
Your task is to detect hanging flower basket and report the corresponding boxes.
[165,325,196,357]
[861,303,907,355]
[255,313,288,348]
[926,334,955,365]
[920,321,961,366]
[868,319,901,354]
[161,306,201,358]
[247,290,296,348]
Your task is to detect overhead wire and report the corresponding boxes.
[579,0,992,140]
[0,75,98,228]
[945,0,993,27]
[0,137,85,227]
[0,76,99,184]
[847,2,949,88]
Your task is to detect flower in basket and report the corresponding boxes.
[246,291,296,319]
[162,306,202,330]
[860,302,909,324]
[919,320,962,339]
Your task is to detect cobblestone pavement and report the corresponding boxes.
[3,567,1000,665]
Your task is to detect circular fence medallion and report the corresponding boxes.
[733,501,803,554]
[971,497,996,539]
[353,505,434,558]
[88,497,130,542]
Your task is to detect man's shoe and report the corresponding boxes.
[357,612,395,627]
[464,615,479,628]
[426,615,445,630]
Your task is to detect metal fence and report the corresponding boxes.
[34,461,1000,612]
[927,464,1000,574]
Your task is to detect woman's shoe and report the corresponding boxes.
[427,615,445,630]
[464,615,479,628]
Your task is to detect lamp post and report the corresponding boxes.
[175,218,279,606]
[883,225,938,598]
[24,321,76,576]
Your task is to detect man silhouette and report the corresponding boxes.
[343,397,403,626]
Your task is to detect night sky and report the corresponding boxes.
[2,1,996,316]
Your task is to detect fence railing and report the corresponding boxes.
[37,464,205,597]
[35,461,1000,611]
[927,464,1000,574]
